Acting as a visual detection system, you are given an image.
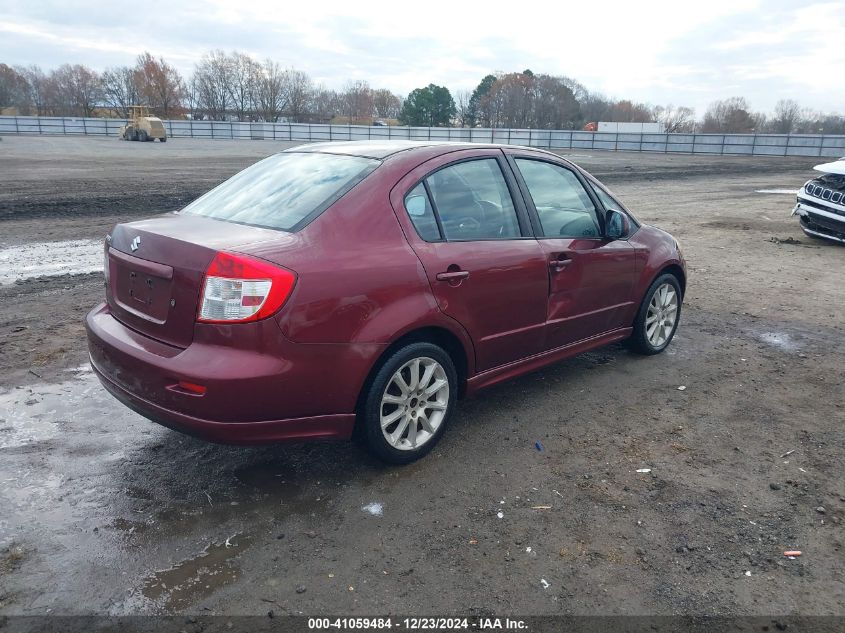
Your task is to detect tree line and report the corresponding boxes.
[1,54,843,134]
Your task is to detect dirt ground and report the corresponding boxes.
[0,136,843,619]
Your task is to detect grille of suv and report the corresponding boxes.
[804,183,844,205]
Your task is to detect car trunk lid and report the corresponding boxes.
[107,213,296,348]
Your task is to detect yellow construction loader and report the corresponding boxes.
[119,106,167,142]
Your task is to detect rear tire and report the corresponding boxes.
[629,273,682,355]
[359,342,457,464]
[138,130,148,142]
[160,137,167,143]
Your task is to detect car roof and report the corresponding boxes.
[286,139,559,160]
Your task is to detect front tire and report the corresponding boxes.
[360,342,457,464]
[629,273,682,355]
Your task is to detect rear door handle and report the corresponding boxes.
[436,270,470,281]
[549,258,571,272]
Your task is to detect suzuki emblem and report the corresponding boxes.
[130,236,141,252]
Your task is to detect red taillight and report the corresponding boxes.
[197,252,296,324]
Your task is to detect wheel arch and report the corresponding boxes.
[658,263,686,298]
[354,325,471,421]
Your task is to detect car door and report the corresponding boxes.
[507,153,639,350]
[390,150,549,372]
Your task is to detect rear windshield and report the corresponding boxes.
[180,152,379,231]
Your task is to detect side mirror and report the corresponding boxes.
[406,194,428,217]
[605,209,630,240]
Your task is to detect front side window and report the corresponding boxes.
[515,159,601,239]
[593,184,622,212]
[181,152,379,231]
[424,159,521,240]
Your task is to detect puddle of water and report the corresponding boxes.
[1,370,358,614]
[757,331,799,351]
[362,501,384,516]
[141,534,254,611]
[755,189,798,195]
[0,370,102,449]
[0,239,103,285]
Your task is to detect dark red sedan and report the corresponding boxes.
[86,141,686,463]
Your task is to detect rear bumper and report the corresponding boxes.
[85,302,377,444]
[90,356,354,444]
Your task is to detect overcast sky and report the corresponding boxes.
[1,0,843,116]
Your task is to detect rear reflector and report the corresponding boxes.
[103,238,111,285]
[178,380,206,395]
[197,252,296,323]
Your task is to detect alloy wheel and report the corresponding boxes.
[380,357,450,451]
[645,283,679,348]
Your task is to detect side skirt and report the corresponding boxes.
[465,327,633,396]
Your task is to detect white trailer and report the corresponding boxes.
[598,122,665,134]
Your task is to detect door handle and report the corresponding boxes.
[548,258,571,272]
[436,270,470,282]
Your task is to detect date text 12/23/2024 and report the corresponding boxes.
[307,617,527,630]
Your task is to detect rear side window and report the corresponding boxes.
[405,183,441,241]
[424,159,521,240]
[181,152,379,231]
[515,159,600,238]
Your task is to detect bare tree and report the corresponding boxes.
[51,64,101,116]
[101,66,138,117]
[815,114,845,134]
[340,80,373,124]
[372,88,401,120]
[483,72,533,127]
[309,85,339,123]
[18,65,51,115]
[793,110,845,134]
[560,76,589,103]
[227,52,261,121]
[256,59,286,122]
[770,99,801,134]
[471,72,580,129]
[283,69,312,123]
[607,100,653,123]
[453,89,472,127]
[183,74,201,120]
[0,64,31,112]
[578,91,613,125]
[192,50,234,120]
[654,104,695,133]
[134,52,184,118]
[702,97,757,133]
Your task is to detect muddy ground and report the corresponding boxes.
[0,136,843,619]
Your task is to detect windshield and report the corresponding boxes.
[180,152,379,231]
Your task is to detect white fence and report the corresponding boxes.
[2,115,844,158]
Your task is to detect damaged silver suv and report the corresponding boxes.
[793,158,845,244]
